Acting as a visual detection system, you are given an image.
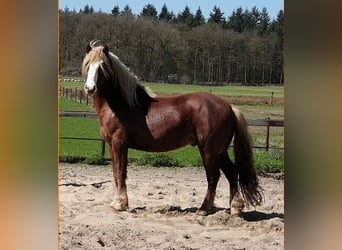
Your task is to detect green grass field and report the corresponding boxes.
[59,97,95,112]
[60,80,284,97]
[145,83,283,97]
[59,82,284,172]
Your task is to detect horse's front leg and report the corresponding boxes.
[109,140,129,211]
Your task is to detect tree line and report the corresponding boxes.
[60,4,283,85]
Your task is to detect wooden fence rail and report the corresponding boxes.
[60,87,92,106]
[59,111,284,158]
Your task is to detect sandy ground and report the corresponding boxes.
[59,163,284,250]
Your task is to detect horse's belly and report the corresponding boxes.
[130,131,196,152]
[131,103,197,151]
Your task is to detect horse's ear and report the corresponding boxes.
[86,44,92,54]
[103,44,109,55]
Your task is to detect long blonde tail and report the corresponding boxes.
[232,106,263,206]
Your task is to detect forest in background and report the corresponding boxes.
[60,4,283,85]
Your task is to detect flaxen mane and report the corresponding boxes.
[82,40,155,109]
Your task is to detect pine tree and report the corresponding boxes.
[159,4,172,22]
[250,6,261,28]
[242,8,251,30]
[270,10,284,49]
[83,4,90,14]
[259,7,270,34]
[81,4,94,14]
[177,6,193,26]
[276,10,284,26]
[228,7,244,32]
[111,5,120,16]
[193,7,205,27]
[141,4,158,20]
[63,6,70,14]
[121,4,133,17]
[208,5,225,24]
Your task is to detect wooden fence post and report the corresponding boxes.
[265,117,270,151]
[269,91,274,106]
[101,139,106,158]
[79,90,82,104]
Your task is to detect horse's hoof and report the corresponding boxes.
[230,212,242,219]
[110,201,128,211]
[196,209,208,216]
[230,207,243,217]
[231,193,245,211]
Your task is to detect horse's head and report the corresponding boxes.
[82,40,155,109]
[82,40,113,95]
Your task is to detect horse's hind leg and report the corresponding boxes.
[219,153,241,213]
[197,148,221,216]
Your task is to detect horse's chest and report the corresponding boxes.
[99,113,123,141]
[100,126,113,142]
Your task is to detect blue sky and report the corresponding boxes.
[60,0,283,20]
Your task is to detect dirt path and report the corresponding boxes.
[59,163,284,249]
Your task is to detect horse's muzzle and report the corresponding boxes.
[84,86,96,95]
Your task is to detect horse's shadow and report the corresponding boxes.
[178,207,284,222]
[240,210,284,222]
[132,205,284,222]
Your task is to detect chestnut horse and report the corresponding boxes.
[82,41,262,215]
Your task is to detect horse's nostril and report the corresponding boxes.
[85,85,95,95]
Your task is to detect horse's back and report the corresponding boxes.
[155,92,234,122]
[155,92,231,110]
[150,92,235,149]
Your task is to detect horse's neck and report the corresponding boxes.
[93,92,128,116]
[93,94,110,114]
